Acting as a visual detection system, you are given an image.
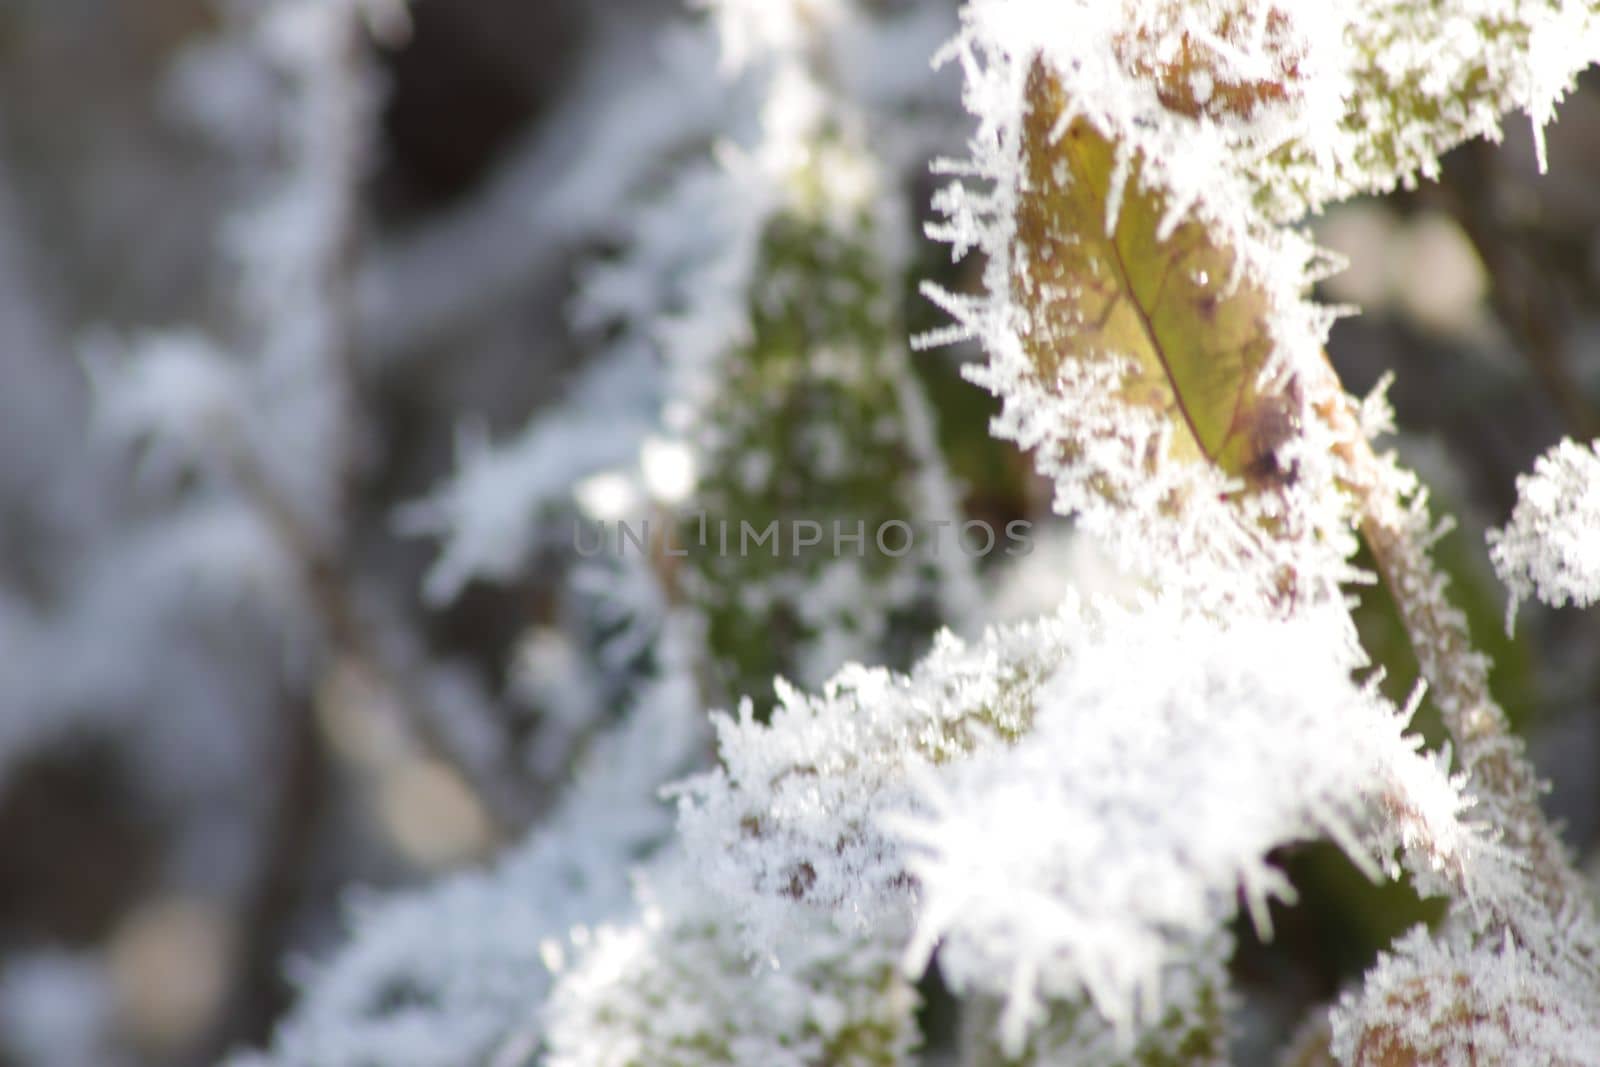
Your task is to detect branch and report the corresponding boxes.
[1315,359,1598,962]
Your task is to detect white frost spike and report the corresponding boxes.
[885,599,1475,1054]
[1487,437,1600,631]
[397,346,659,604]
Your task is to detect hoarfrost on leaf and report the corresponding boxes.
[924,0,1371,619]
[677,595,1476,1054]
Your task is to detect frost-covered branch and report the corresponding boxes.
[353,12,723,368]
[91,0,543,833]
[1335,415,1596,940]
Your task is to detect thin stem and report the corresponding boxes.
[1315,362,1596,960]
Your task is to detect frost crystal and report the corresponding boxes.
[1487,437,1600,629]
[398,346,661,604]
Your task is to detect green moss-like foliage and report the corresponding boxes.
[681,209,950,713]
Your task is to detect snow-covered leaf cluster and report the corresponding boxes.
[907,0,1600,1059]
[893,602,1473,1049]
[1488,437,1600,627]
[675,595,1477,1055]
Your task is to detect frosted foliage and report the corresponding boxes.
[678,596,1474,1053]
[402,0,971,630]
[925,0,1600,618]
[938,0,1599,221]
[925,0,1364,616]
[890,600,1473,1054]
[1285,0,1600,204]
[235,656,706,1067]
[1330,925,1600,1066]
[1487,438,1600,627]
[59,0,1600,1063]
[674,611,1070,950]
[543,858,917,1067]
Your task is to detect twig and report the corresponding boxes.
[221,4,532,841]
[196,7,533,1056]
[1314,362,1597,961]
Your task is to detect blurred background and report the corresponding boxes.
[1,2,1599,1065]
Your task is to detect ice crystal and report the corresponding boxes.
[398,346,661,604]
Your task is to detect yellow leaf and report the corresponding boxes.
[1014,61,1300,494]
